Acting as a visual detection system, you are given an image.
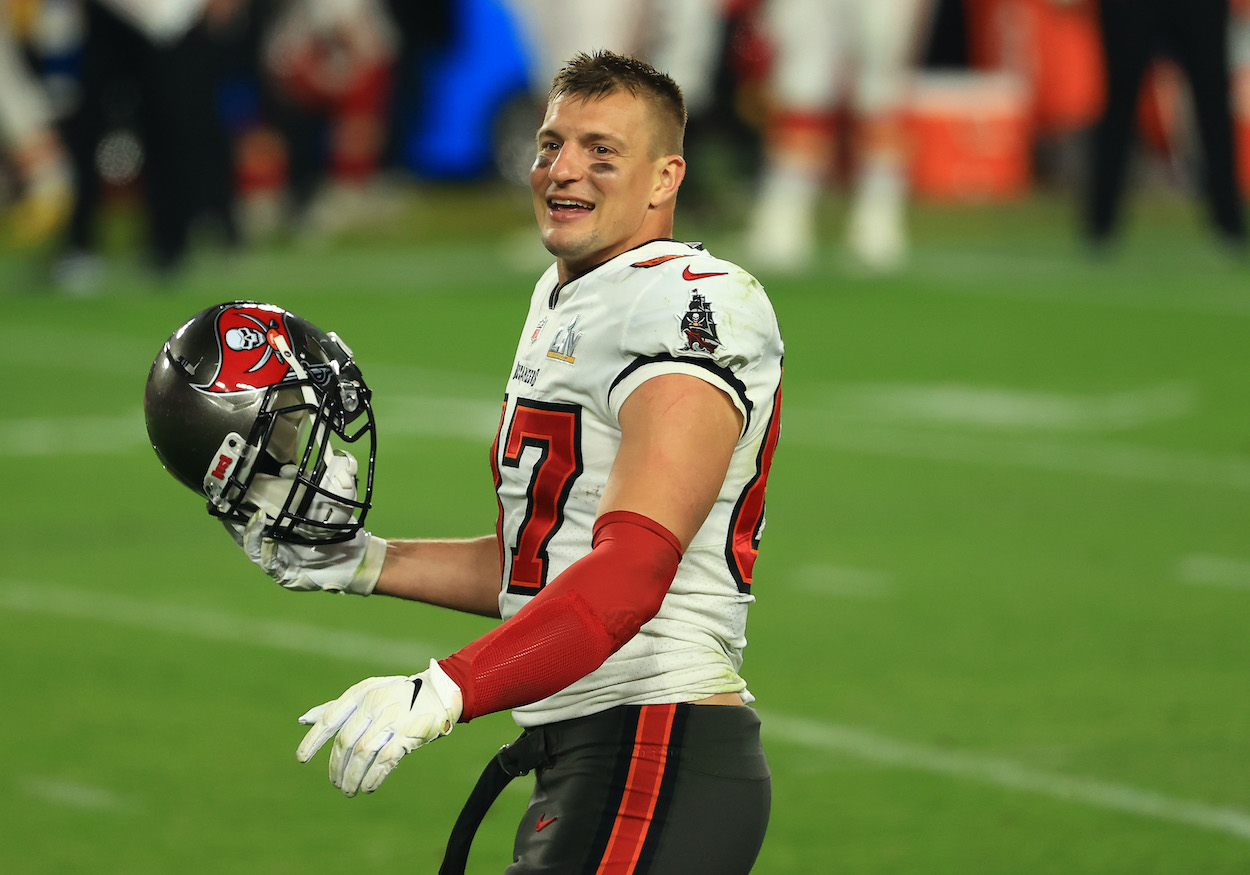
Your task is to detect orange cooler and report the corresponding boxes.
[907,71,1033,202]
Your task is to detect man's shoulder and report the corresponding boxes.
[593,242,780,365]
[610,242,770,311]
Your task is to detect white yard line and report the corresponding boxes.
[4,580,1249,842]
[1177,555,1250,591]
[782,412,1250,491]
[821,381,1196,433]
[0,413,143,455]
[20,777,137,813]
[760,713,1250,842]
[910,250,1250,317]
[0,581,439,665]
[6,398,1250,494]
[790,564,896,599]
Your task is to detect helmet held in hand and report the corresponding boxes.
[144,301,376,544]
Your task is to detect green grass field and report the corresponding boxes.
[2,185,1248,873]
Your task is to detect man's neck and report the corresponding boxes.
[555,234,676,284]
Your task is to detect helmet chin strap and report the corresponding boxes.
[264,322,332,477]
[244,470,301,520]
[266,328,320,408]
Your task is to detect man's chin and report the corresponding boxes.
[541,229,598,262]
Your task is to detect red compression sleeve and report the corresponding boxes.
[437,510,683,722]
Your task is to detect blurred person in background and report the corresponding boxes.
[501,0,730,186]
[374,0,453,173]
[744,0,934,273]
[235,0,402,240]
[55,0,243,292]
[1084,0,1247,254]
[0,3,73,247]
[506,0,728,120]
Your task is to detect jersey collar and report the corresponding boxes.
[547,238,696,308]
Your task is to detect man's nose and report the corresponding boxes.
[548,147,582,182]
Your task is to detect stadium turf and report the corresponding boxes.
[1,186,1248,873]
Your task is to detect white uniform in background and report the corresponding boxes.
[0,25,53,147]
[765,0,927,114]
[748,0,933,272]
[504,0,727,114]
[0,19,71,244]
[494,238,784,727]
[95,0,208,45]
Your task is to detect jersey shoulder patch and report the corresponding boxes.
[677,289,722,355]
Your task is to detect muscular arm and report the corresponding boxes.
[599,373,742,547]
[372,535,503,618]
[440,373,743,719]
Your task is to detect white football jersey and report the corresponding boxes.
[492,239,784,727]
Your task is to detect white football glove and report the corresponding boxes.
[296,660,463,797]
[239,509,387,594]
[224,450,387,595]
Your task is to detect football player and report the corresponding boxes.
[0,19,72,247]
[504,0,728,117]
[234,51,782,873]
[745,0,934,272]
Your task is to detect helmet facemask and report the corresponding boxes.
[203,351,376,545]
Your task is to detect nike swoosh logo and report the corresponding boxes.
[409,678,423,708]
[683,266,728,281]
[535,814,557,832]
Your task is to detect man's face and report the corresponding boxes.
[530,91,678,278]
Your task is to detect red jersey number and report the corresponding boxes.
[495,399,583,596]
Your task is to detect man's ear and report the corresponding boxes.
[651,155,686,208]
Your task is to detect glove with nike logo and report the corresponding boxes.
[296,660,464,797]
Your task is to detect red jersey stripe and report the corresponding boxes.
[630,253,690,268]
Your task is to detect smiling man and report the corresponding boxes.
[532,68,686,281]
[231,51,784,874]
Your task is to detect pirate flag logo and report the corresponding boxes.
[196,303,292,393]
[679,291,720,355]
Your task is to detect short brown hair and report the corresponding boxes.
[548,50,687,157]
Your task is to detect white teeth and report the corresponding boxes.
[551,199,591,209]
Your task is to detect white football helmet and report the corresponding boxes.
[144,301,376,544]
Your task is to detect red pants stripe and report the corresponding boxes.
[595,704,679,874]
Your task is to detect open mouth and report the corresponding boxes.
[548,198,595,217]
